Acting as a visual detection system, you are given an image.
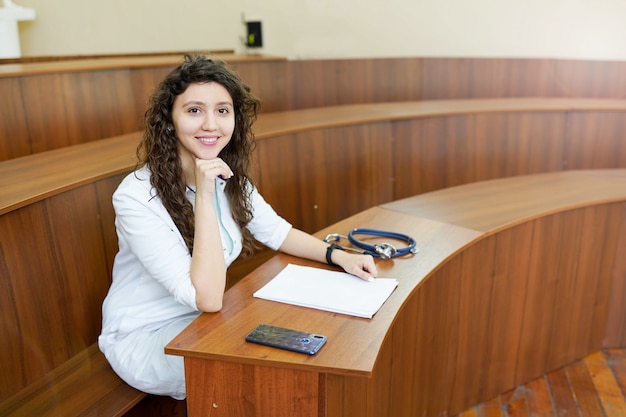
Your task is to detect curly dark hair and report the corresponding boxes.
[137,54,261,256]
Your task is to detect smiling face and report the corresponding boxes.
[172,82,235,173]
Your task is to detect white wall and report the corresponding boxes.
[12,0,626,61]
[14,0,243,56]
[242,0,626,61]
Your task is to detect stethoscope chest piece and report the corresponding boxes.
[374,242,398,260]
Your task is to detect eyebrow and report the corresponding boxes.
[181,100,233,108]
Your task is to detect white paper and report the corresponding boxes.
[253,264,398,318]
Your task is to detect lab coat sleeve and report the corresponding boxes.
[246,185,292,250]
[113,175,199,310]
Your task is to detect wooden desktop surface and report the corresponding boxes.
[166,206,480,375]
[165,169,626,416]
[0,54,286,77]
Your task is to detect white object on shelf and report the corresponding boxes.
[0,0,36,59]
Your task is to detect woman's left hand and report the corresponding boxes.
[332,250,378,282]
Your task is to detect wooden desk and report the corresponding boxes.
[166,169,626,416]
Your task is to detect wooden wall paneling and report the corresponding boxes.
[251,133,304,228]
[512,206,622,386]
[472,111,566,180]
[386,292,420,417]
[580,204,623,353]
[286,58,423,110]
[287,59,351,109]
[391,114,475,199]
[0,202,70,398]
[326,374,369,417]
[332,59,387,106]
[514,213,574,385]
[368,327,395,417]
[411,238,465,416]
[467,59,560,98]
[368,58,422,104]
[604,203,626,347]
[18,70,139,154]
[420,58,626,100]
[554,59,626,98]
[0,77,31,161]
[95,173,129,279]
[481,222,535,401]
[18,73,72,153]
[420,58,474,99]
[128,67,174,125]
[44,185,110,352]
[230,60,290,113]
[542,209,591,368]
[447,237,500,413]
[185,358,322,417]
[392,111,568,201]
[0,214,25,399]
[254,123,394,233]
[0,184,111,401]
[59,70,139,146]
[565,111,626,169]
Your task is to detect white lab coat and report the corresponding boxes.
[99,165,291,398]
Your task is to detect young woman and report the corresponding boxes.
[98,54,377,399]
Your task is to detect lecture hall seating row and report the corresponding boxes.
[3,54,626,161]
[2,96,626,416]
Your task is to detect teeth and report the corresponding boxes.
[198,137,217,144]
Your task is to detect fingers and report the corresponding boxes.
[195,158,234,181]
[340,254,378,282]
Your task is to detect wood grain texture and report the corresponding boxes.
[286,58,423,109]
[0,78,30,160]
[455,348,626,417]
[0,344,145,417]
[605,204,626,347]
[185,358,322,417]
[565,111,626,169]
[254,123,394,233]
[0,184,114,399]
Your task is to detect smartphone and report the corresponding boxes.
[245,323,328,355]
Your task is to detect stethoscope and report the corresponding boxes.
[323,228,419,260]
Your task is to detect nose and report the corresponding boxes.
[202,113,218,130]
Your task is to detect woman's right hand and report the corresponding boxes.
[194,157,234,197]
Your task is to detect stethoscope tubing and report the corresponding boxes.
[323,228,419,259]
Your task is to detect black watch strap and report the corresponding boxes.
[326,243,345,267]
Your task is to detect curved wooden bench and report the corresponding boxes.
[3,97,626,226]
[0,345,145,416]
[0,132,176,416]
[165,169,626,416]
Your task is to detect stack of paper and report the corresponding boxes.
[253,264,398,318]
